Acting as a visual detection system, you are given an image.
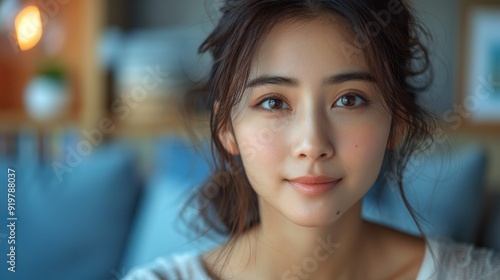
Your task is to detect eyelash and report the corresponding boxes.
[252,92,371,112]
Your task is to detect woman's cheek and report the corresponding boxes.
[237,120,286,169]
[342,123,390,182]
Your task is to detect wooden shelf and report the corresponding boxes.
[0,114,80,131]
[0,0,105,131]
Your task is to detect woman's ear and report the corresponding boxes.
[387,116,407,149]
[219,129,240,155]
[214,100,240,155]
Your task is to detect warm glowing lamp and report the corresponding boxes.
[15,5,42,51]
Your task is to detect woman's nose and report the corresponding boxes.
[292,108,335,161]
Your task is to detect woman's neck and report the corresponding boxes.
[214,201,374,279]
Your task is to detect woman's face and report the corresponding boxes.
[228,18,392,227]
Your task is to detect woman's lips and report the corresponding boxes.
[287,176,341,196]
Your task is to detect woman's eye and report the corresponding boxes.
[334,94,367,108]
[258,98,290,110]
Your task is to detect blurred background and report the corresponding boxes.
[0,0,499,279]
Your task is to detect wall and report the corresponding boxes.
[412,0,460,115]
[130,0,217,29]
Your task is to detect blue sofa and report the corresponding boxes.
[0,136,498,280]
[0,141,142,280]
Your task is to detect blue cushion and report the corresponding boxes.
[483,195,500,251]
[121,137,219,271]
[0,143,142,280]
[363,142,487,243]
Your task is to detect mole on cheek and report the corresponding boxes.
[336,211,340,215]
[355,145,358,148]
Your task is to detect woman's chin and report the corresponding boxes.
[285,211,342,228]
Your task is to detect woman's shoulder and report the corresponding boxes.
[418,237,500,280]
[123,252,212,280]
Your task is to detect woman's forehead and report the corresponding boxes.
[250,17,369,80]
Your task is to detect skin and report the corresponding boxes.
[204,17,425,280]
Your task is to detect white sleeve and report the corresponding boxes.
[122,253,212,280]
[419,238,500,280]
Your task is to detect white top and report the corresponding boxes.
[124,238,500,280]
[416,238,500,280]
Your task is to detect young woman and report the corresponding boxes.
[125,0,500,279]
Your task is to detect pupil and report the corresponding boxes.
[341,95,356,106]
[269,99,282,109]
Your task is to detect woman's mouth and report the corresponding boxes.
[287,176,341,196]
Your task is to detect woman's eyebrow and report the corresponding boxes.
[246,76,299,88]
[323,71,375,85]
[245,71,375,88]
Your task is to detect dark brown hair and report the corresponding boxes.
[184,0,436,258]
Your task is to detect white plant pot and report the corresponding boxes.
[24,77,69,121]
